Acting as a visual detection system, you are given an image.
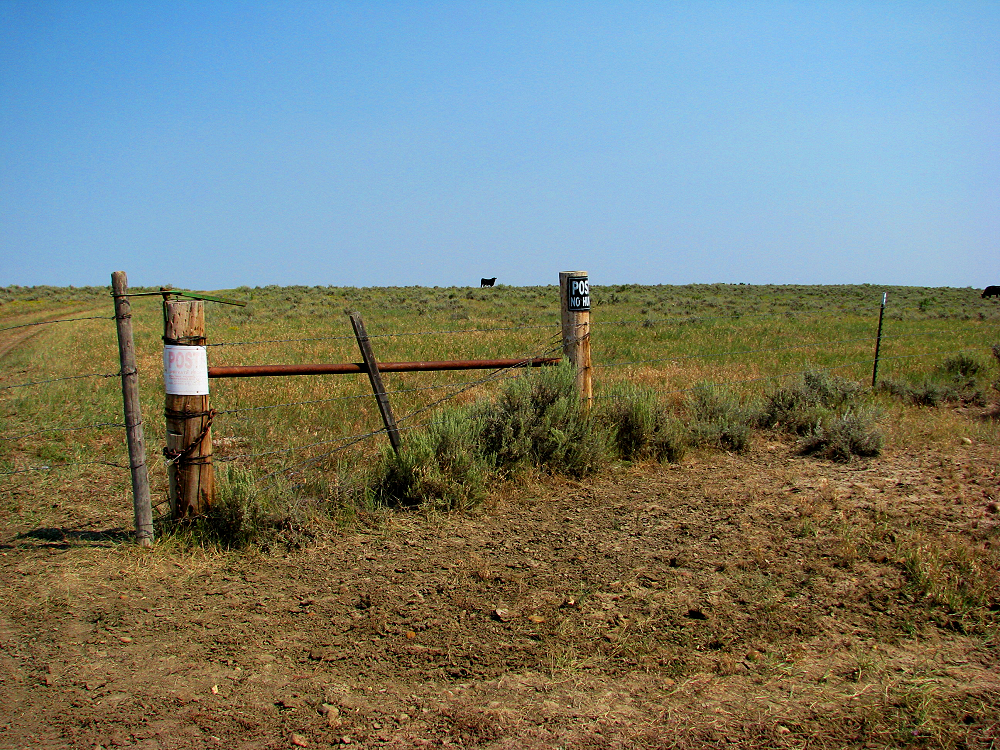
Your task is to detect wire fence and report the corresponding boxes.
[1,288,996,497]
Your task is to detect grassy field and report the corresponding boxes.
[1,282,998,521]
[1,282,999,748]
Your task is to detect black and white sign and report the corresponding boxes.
[566,276,590,312]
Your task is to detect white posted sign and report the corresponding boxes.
[163,345,209,396]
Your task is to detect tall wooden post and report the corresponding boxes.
[559,271,593,407]
[163,298,215,516]
[111,271,154,546]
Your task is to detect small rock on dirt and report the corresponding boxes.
[320,704,342,727]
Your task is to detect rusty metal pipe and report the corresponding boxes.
[207,357,561,379]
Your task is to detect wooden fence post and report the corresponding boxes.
[111,271,154,546]
[559,271,593,407]
[349,312,402,454]
[163,297,215,517]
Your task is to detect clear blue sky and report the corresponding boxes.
[1,1,997,290]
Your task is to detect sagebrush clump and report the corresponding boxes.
[685,382,756,453]
[372,363,610,509]
[595,383,688,463]
[877,352,992,407]
[759,371,883,461]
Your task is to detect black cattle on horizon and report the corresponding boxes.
[983,286,1000,299]
[481,277,497,288]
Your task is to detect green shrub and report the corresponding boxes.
[173,465,330,550]
[759,371,862,434]
[596,384,688,463]
[372,364,608,508]
[878,353,989,407]
[993,344,1000,396]
[474,363,608,477]
[797,406,884,462]
[685,382,755,453]
[940,353,983,378]
[373,412,491,510]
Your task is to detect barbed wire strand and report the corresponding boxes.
[244,342,563,485]
[0,372,120,391]
[0,316,114,334]
[0,459,129,476]
[589,305,888,328]
[207,322,559,348]
[594,336,877,369]
[593,329,980,370]
[214,369,530,417]
[0,421,125,443]
[250,371,538,490]
[591,346,988,403]
[220,344,557,465]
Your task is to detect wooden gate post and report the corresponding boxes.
[111,271,154,546]
[162,297,215,516]
[559,271,593,407]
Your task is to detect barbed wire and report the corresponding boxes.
[0,421,125,442]
[0,459,129,476]
[395,343,564,428]
[592,327,983,370]
[215,424,392,463]
[213,370,529,417]
[216,346,556,465]
[590,306,883,329]
[242,343,561,484]
[0,315,114,334]
[206,322,559,348]
[594,335,876,369]
[591,357,876,403]
[0,372,120,391]
[591,346,989,404]
[869,347,986,366]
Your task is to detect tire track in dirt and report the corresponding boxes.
[0,308,106,363]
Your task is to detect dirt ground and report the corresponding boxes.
[1,434,998,749]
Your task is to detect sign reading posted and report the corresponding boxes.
[163,345,209,396]
[566,275,590,312]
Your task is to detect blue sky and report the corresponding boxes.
[1,1,997,290]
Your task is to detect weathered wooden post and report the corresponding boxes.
[559,271,593,407]
[111,271,154,546]
[162,296,215,516]
[349,312,402,454]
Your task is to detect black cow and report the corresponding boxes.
[982,286,1000,299]
[481,277,497,288]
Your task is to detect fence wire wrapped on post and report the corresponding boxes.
[162,296,215,517]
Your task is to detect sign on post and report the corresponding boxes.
[559,271,593,406]
[163,345,209,396]
[566,275,590,312]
